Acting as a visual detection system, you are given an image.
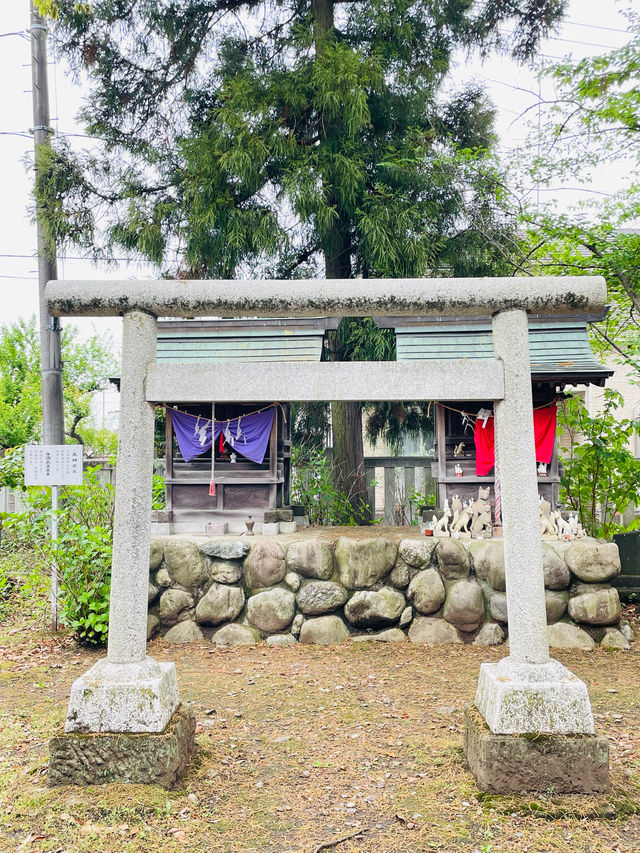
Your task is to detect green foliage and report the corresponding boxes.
[152,472,166,510]
[515,14,640,379]
[0,317,117,451]
[76,425,119,457]
[0,320,42,449]
[366,402,434,454]
[0,551,49,624]
[291,402,331,452]
[1,467,114,645]
[0,562,16,620]
[509,20,640,538]
[0,447,26,492]
[61,579,111,646]
[154,409,167,457]
[557,391,640,539]
[519,207,640,382]
[407,485,436,513]
[291,445,374,526]
[33,0,60,18]
[33,142,95,261]
[544,14,640,170]
[41,0,565,274]
[61,324,119,443]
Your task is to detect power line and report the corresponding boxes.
[544,34,627,50]
[0,274,37,280]
[498,27,628,51]
[564,19,632,35]
[0,252,144,262]
[532,187,615,196]
[471,75,540,98]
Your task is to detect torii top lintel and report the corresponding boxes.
[45,276,606,319]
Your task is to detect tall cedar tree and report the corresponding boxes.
[43,0,566,522]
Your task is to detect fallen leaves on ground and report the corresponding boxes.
[0,604,639,852]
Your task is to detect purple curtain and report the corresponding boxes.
[169,407,276,464]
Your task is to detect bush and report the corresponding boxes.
[0,550,49,625]
[1,466,114,645]
[0,563,16,619]
[0,446,25,491]
[558,390,640,539]
[291,445,374,526]
[152,471,166,510]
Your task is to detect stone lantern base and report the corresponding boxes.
[463,705,609,794]
[49,706,195,788]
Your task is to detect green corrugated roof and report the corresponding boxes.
[395,319,611,383]
[157,326,324,363]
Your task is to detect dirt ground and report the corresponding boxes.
[1,606,639,853]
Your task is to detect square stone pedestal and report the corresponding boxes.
[49,707,196,788]
[65,658,180,733]
[464,705,609,794]
[475,657,595,735]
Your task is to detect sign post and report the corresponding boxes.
[24,445,83,631]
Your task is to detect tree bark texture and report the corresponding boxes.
[313,0,371,524]
[331,396,371,524]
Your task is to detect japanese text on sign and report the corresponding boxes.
[24,445,83,486]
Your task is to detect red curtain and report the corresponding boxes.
[474,406,557,476]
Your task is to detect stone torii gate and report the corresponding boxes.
[46,276,609,792]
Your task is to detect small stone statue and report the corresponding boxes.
[452,486,492,538]
[539,496,557,538]
[451,504,472,535]
[569,513,586,537]
[471,506,492,538]
[433,506,452,537]
[451,494,463,528]
[555,513,572,540]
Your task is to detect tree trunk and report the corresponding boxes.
[325,244,371,525]
[66,414,85,446]
[331,396,371,524]
[312,0,371,524]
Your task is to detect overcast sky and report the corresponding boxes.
[0,0,633,352]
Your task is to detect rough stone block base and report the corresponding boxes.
[205,521,228,535]
[463,704,609,794]
[49,707,196,789]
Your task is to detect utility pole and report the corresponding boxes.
[30,1,65,633]
[30,0,65,447]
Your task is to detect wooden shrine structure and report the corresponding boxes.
[157,317,334,529]
[383,313,612,509]
[151,311,610,529]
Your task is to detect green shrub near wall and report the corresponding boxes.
[1,466,114,645]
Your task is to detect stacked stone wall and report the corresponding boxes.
[146,535,633,650]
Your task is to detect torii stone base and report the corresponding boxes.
[64,658,181,734]
[463,705,609,794]
[49,706,196,788]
